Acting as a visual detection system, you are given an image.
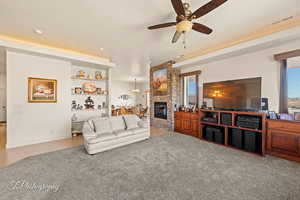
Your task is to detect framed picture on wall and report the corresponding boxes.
[28,77,57,103]
[152,67,168,96]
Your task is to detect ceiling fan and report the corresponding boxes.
[148,0,227,43]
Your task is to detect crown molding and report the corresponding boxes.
[0,35,116,68]
[174,15,300,67]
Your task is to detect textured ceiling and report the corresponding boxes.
[0,0,299,81]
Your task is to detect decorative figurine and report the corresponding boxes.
[83,82,97,94]
[74,87,82,94]
[71,100,77,110]
[95,71,103,80]
[87,74,93,80]
[76,70,86,78]
[84,96,95,109]
[71,114,78,122]
[96,88,102,95]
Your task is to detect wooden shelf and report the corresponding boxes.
[232,126,262,133]
[71,77,107,82]
[200,121,219,126]
[199,109,266,116]
[175,110,266,156]
[199,109,266,156]
[72,108,107,112]
[72,93,107,96]
[201,121,262,133]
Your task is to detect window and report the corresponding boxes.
[183,75,198,107]
[287,67,300,113]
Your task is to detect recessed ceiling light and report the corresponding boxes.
[34,29,43,35]
[100,48,104,51]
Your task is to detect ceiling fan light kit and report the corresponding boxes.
[176,20,193,33]
[148,0,227,44]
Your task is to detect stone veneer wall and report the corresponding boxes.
[150,62,181,130]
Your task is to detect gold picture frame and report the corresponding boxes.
[28,77,57,103]
[152,67,168,96]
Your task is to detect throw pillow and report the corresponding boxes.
[92,118,112,134]
[123,115,140,130]
[110,116,126,132]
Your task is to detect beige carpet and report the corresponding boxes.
[0,133,300,200]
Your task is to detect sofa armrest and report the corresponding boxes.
[138,120,149,128]
[82,122,97,138]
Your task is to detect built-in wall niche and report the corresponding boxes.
[71,65,110,121]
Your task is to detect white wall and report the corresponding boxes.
[111,81,137,107]
[135,82,149,106]
[6,51,72,148]
[0,52,6,122]
[181,40,300,112]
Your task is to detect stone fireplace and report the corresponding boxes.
[150,62,181,130]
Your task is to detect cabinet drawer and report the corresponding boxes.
[267,120,300,133]
[174,112,182,119]
[182,112,191,119]
[191,113,199,120]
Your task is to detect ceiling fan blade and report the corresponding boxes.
[192,23,213,34]
[172,31,182,43]
[148,22,177,30]
[189,0,227,19]
[171,0,185,16]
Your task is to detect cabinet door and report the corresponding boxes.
[175,119,182,132]
[182,120,191,130]
[267,129,300,157]
[174,112,182,119]
[191,120,199,137]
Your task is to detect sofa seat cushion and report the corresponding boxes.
[110,116,126,132]
[93,118,112,134]
[131,128,148,135]
[86,133,117,144]
[123,115,140,130]
[114,130,135,138]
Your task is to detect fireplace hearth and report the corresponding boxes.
[154,102,167,120]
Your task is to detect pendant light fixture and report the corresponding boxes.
[132,78,140,93]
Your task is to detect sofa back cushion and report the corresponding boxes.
[92,118,112,134]
[109,116,126,132]
[123,115,140,130]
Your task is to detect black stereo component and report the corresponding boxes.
[231,128,243,149]
[244,131,257,153]
[221,113,232,126]
[214,129,224,144]
[205,127,215,141]
[205,126,224,144]
[236,115,261,130]
[202,117,218,123]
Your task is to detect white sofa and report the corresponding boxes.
[82,115,150,155]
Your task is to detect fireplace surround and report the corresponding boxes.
[150,62,181,129]
[154,102,167,120]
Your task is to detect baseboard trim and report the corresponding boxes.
[6,135,71,149]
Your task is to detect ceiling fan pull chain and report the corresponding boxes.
[183,32,187,49]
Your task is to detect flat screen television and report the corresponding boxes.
[203,77,262,111]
